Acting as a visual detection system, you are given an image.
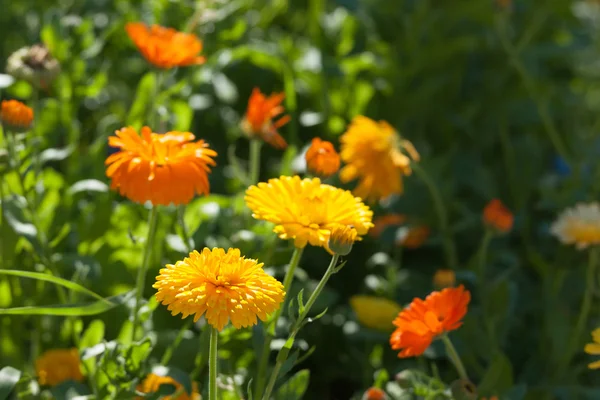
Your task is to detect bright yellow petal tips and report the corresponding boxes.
[153,248,285,331]
[244,175,373,249]
[585,327,600,369]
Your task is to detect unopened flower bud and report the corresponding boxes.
[328,225,358,256]
[450,379,478,400]
[362,387,386,400]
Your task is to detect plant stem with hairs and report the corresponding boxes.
[131,206,159,342]
[412,163,457,269]
[254,247,304,399]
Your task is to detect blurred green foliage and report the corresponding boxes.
[2,0,600,399]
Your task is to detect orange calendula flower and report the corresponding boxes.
[245,176,373,249]
[340,116,419,202]
[137,373,200,400]
[241,87,290,149]
[362,387,387,400]
[305,138,341,177]
[126,22,205,69]
[36,348,83,386]
[550,202,600,250]
[397,225,430,249]
[154,248,285,331]
[390,285,471,358]
[105,126,216,206]
[433,269,456,289]
[584,327,600,369]
[483,199,514,233]
[1,100,33,132]
[370,214,406,238]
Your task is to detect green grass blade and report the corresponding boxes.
[0,269,106,302]
[0,291,134,316]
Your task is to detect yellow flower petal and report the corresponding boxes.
[584,343,600,355]
[588,360,600,369]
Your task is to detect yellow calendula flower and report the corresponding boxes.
[245,175,373,249]
[550,202,600,249]
[137,373,201,400]
[584,327,600,369]
[433,269,456,289]
[350,296,402,332]
[36,348,84,386]
[339,116,419,202]
[154,248,285,331]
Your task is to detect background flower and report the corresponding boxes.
[305,137,340,177]
[550,202,600,249]
[245,175,373,248]
[36,348,83,386]
[240,87,290,149]
[339,116,419,201]
[350,296,402,331]
[125,22,205,68]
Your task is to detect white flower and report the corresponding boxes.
[550,202,600,249]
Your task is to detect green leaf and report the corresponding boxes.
[275,369,310,400]
[478,352,513,394]
[0,270,107,302]
[49,380,90,399]
[126,72,156,128]
[68,179,109,194]
[80,320,105,350]
[126,338,153,373]
[296,289,305,316]
[0,366,21,400]
[0,290,133,316]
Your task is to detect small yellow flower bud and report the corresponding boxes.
[433,269,456,289]
[328,225,357,255]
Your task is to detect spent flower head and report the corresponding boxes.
[6,44,60,87]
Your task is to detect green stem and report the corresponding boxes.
[161,318,194,366]
[151,69,163,131]
[131,206,159,342]
[254,247,304,399]
[209,326,218,400]
[262,254,340,400]
[441,334,469,381]
[177,205,193,253]
[249,139,263,184]
[495,17,571,166]
[5,130,66,303]
[412,163,457,269]
[477,229,493,283]
[561,248,598,372]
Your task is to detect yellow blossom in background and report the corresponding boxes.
[433,269,456,288]
[154,248,285,331]
[550,203,600,249]
[36,348,83,386]
[245,176,373,248]
[350,296,402,332]
[584,327,600,369]
[136,373,200,400]
[327,225,358,255]
[339,116,419,202]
